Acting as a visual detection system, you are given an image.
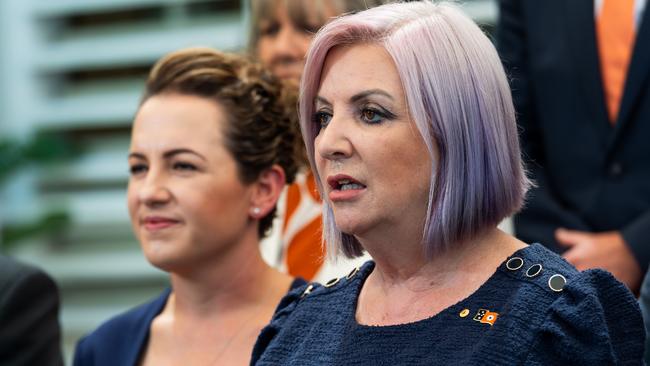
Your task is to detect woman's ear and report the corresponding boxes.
[249,165,286,219]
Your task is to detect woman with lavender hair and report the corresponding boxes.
[251,2,645,365]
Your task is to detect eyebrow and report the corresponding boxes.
[315,89,395,106]
[128,148,207,161]
[350,89,394,103]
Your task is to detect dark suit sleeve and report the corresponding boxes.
[622,211,650,270]
[0,261,64,366]
[496,0,592,250]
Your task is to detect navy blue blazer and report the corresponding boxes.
[497,0,650,272]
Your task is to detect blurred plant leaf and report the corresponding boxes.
[1,133,76,249]
[0,133,77,183]
[23,133,77,162]
[0,139,25,183]
[1,210,71,249]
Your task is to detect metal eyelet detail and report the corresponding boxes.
[548,274,567,292]
[506,257,524,271]
[324,277,340,288]
[346,267,360,280]
[525,264,543,278]
[301,284,314,298]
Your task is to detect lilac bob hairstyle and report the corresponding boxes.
[299,1,531,259]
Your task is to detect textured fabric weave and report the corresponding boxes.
[252,244,645,365]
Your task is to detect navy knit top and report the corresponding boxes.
[251,244,645,365]
[73,279,305,366]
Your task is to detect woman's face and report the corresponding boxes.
[313,44,432,238]
[256,0,336,82]
[127,94,255,272]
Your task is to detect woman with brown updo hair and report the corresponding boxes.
[73,48,304,366]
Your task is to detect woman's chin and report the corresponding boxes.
[141,245,184,273]
[335,219,371,239]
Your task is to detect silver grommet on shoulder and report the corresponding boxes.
[301,284,314,298]
[506,257,524,271]
[324,277,340,288]
[548,274,567,292]
[346,267,360,280]
[525,264,543,278]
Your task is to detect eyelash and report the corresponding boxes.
[260,23,280,36]
[129,164,147,175]
[313,111,332,129]
[312,105,395,129]
[128,162,197,176]
[295,22,319,34]
[173,162,197,172]
[360,107,392,124]
[260,22,317,37]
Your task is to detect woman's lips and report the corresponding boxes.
[326,174,366,202]
[329,188,366,202]
[142,217,180,231]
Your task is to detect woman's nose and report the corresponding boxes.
[138,171,172,206]
[272,26,303,57]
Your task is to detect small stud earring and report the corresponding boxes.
[252,207,261,216]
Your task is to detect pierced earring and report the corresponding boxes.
[252,207,261,216]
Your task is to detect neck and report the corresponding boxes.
[355,216,431,281]
[168,229,292,317]
[355,228,526,325]
[365,228,522,290]
[141,230,293,366]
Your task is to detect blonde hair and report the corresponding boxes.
[248,0,389,55]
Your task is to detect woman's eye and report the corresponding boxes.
[129,164,147,175]
[173,162,197,172]
[295,20,320,35]
[301,25,319,34]
[361,108,384,124]
[314,111,332,128]
[260,22,280,36]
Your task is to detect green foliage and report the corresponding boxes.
[0,139,23,183]
[0,133,77,183]
[1,133,77,249]
[1,210,71,249]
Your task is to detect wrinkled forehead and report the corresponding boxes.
[317,43,402,98]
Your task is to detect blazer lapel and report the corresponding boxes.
[610,6,650,149]
[565,0,611,147]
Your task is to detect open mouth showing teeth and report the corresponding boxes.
[335,179,366,191]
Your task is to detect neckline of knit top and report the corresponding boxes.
[339,243,551,330]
